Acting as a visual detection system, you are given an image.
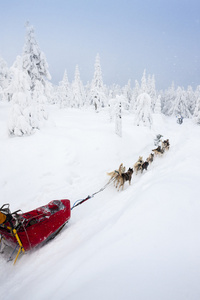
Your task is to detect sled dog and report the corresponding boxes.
[107,163,126,183]
[146,153,154,164]
[152,146,164,156]
[134,156,144,174]
[141,161,149,173]
[162,139,170,151]
[115,168,134,191]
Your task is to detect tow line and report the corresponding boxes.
[71,178,114,210]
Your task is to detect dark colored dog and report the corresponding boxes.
[115,168,134,191]
[146,153,154,163]
[162,139,170,151]
[141,161,149,173]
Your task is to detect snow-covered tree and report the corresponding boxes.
[195,85,200,102]
[115,95,123,137]
[22,23,51,91]
[71,65,86,108]
[154,95,161,114]
[162,82,176,115]
[8,56,37,136]
[140,69,147,93]
[186,85,196,116]
[130,80,140,112]
[45,81,54,105]
[194,85,200,116]
[193,97,200,124]
[58,70,72,108]
[109,83,122,99]
[147,74,157,112]
[89,53,107,111]
[172,86,191,118]
[0,56,10,101]
[49,84,60,105]
[84,81,91,107]
[134,92,153,127]
[122,79,132,110]
[33,80,48,125]
[22,23,51,124]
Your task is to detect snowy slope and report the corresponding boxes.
[0,103,200,300]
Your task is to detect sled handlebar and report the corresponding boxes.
[11,209,22,216]
[0,203,11,214]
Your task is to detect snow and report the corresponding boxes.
[1,102,200,300]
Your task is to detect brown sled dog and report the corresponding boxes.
[107,163,126,183]
[115,168,134,191]
[146,153,154,164]
[152,146,164,156]
[134,156,144,174]
[162,139,170,151]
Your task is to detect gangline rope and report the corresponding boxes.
[71,178,114,211]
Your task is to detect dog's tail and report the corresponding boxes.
[118,163,124,176]
[107,171,113,176]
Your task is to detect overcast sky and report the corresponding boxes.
[0,0,200,90]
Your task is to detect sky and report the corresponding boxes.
[0,0,200,90]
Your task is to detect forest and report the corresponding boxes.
[0,24,200,137]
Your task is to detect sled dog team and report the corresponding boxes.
[107,139,170,191]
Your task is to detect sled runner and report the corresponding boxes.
[0,200,71,264]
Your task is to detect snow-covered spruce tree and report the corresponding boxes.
[147,74,157,112]
[193,97,200,124]
[22,23,51,127]
[45,81,54,105]
[186,85,196,116]
[71,65,86,108]
[154,95,161,114]
[140,69,147,93]
[122,79,132,110]
[109,83,122,99]
[130,80,140,112]
[195,85,200,104]
[115,95,123,137]
[50,84,62,105]
[171,86,191,118]
[134,92,153,127]
[0,56,10,101]
[33,80,48,123]
[108,98,116,122]
[58,70,72,108]
[84,81,91,107]
[162,82,176,116]
[89,53,107,111]
[8,56,36,136]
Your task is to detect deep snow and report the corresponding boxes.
[0,103,200,300]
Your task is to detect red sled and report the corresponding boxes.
[0,200,71,263]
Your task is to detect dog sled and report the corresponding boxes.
[0,200,71,264]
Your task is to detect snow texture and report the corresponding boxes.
[0,103,200,300]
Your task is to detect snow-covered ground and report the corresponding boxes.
[1,102,200,300]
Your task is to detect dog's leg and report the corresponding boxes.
[118,180,123,191]
[115,178,119,188]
